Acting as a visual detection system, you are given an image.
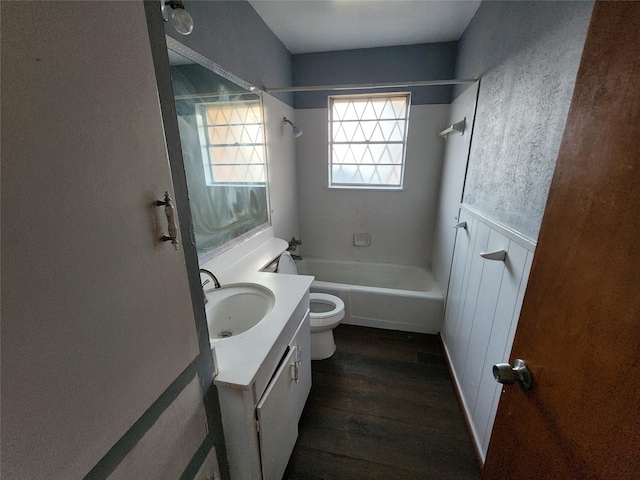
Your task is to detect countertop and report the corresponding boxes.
[201,233,313,392]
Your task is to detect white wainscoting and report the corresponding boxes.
[441,205,535,462]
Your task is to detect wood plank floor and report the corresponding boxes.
[283,325,480,480]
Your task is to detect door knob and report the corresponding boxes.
[493,358,532,391]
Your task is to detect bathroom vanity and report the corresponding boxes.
[202,236,313,480]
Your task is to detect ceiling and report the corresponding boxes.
[248,0,482,54]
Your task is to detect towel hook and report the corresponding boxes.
[439,118,466,139]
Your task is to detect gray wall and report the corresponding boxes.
[456,0,594,240]
[292,42,458,108]
[166,0,293,106]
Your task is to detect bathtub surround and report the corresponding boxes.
[296,104,450,267]
[291,32,462,269]
[262,94,301,241]
[431,81,479,296]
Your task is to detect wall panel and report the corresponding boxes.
[442,205,535,461]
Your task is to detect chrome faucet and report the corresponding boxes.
[199,268,221,304]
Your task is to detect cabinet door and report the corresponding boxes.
[292,311,312,422]
[256,347,299,480]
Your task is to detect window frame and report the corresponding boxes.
[328,92,411,190]
[196,98,267,187]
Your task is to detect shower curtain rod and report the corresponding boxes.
[262,79,477,94]
[173,92,257,100]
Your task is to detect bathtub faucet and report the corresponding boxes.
[287,237,302,252]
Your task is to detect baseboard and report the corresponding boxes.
[439,334,485,470]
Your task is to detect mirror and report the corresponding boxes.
[166,37,270,264]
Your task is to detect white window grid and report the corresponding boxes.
[196,99,266,186]
[328,93,411,189]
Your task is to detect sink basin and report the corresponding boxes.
[205,283,275,344]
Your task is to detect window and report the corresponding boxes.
[329,93,410,189]
[197,99,266,185]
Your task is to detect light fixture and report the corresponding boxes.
[162,1,194,36]
[283,117,302,138]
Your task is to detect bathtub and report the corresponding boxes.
[295,258,444,334]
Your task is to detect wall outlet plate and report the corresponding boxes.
[194,447,221,480]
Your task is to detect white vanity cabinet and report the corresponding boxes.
[215,305,312,480]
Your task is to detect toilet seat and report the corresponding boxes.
[276,251,298,275]
[309,293,345,328]
[276,251,344,358]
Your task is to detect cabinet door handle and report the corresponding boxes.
[291,363,299,383]
[156,191,179,249]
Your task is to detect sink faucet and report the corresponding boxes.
[199,268,221,304]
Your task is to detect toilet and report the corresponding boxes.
[277,252,345,360]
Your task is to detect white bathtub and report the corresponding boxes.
[295,258,444,334]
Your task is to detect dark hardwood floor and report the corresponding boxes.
[283,325,480,480]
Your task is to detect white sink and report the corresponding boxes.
[205,283,275,345]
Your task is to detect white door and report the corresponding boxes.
[2,2,200,478]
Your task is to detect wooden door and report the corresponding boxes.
[482,2,640,479]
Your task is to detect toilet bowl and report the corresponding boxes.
[277,252,344,360]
